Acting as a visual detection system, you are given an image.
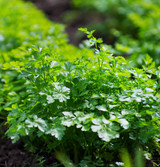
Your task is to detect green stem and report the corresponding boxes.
[73,143,79,164]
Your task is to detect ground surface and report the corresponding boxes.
[0,120,61,167]
[0,121,38,167]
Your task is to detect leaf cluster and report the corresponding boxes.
[5,28,160,165]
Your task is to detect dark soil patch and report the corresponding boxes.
[0,121,61,167]
[0,122,38,167]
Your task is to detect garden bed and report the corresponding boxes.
[0,0,160,166]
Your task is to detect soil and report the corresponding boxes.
[0,121,38,167]
[0,121,61,167]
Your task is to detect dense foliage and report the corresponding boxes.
[72,0,160,67]
[0,0,160,166]
[0,0,93,118]
[0,0,67,116]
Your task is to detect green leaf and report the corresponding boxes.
[10,134,20,143]
[34,117,47,132]
[47,95,55,104]
[98,129,119,142]
[91,125,102,132]
[92,118,102,125]
[62,119,74,127]
[119,119,129,129]
[64,62,76,72]
[46,126,66,140]
[50,61,58,68]
[96,105,107,111]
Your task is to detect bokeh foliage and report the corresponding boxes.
[72,0,160,67]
